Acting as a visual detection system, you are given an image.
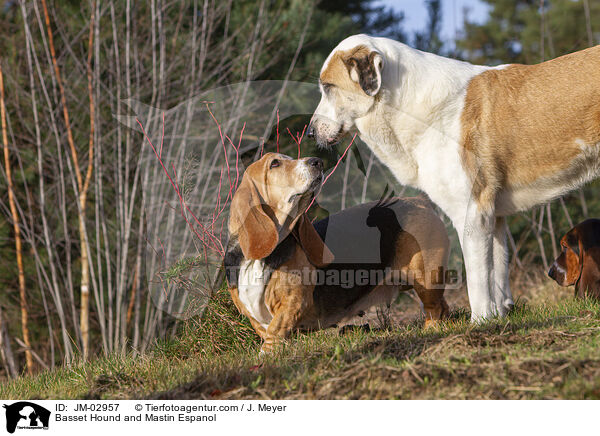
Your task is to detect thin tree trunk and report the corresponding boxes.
[40,0,95,360]
[0,306,17,378]
[506,220,523,269]
[22,0,74,362]
[0,61,34,374]
[94,0,108,356]
[361,151,375,203]
[78,0,97,360]
[341,148,352,210]
[583,0,594,46]
[126,269,137,332]
[132,212,144,352]
[539,0,545,62]
[532,207,549,271]
[546,203,557,260]
[579,189,589,218]
[559,197,574,229]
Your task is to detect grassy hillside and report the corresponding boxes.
[2,280,600,400]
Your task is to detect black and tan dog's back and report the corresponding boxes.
[225,153,449,352]
[299,197,449,330]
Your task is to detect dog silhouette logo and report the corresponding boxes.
[3,402,50,433]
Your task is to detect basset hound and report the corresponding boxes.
[225,152,450,352]
[548,219,600,299]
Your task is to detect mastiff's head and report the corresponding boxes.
[308,35,384,148]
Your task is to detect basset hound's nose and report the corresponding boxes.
[306,124,315,138]
[307,157,323,169]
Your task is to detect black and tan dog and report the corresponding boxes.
[225,152,450,352]
[548,219,600,299]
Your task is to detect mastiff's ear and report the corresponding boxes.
[229,176,278,260]
[294,214,334,267]
[346,49,384,96]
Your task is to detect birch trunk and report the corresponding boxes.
[0,61,34,374]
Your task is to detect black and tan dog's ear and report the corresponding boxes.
[294,214,334,267]
[565,229,584,285]
[230,179,278,260]
[346,49,384,96]
[566,231,581,259]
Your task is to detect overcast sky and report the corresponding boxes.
[377,0,491,43]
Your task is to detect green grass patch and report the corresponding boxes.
[2,291,600,399]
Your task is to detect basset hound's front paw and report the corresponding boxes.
[423,318,441,329]
[259,338,276,354]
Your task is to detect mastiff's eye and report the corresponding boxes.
[322,83,333,93]
[270,159,280,169]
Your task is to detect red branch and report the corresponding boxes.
[305,133,358,213]
[159,111,165,158]
[207,109,243,224]
[142,105,357,268]
[206,104,234,202]
[287,124,307,159]
[137,115,225,256]
[276,109,280,152]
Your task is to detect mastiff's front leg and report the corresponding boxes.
[492,217,515,316]
[460,203,497,321]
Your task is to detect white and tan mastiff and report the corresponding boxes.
[308,34,600,320]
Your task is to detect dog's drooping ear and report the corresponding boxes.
[565,230,584,286]
[346,49,384,96]
[566,232,581,258]
[294,214,334,267]
[230,180,278,260]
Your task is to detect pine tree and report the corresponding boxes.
[414,0,444,54]
[457,0,600,65]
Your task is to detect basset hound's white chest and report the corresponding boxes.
[238,259,273,328]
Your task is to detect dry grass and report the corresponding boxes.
[151,301,600,400]
[2,269,600,400]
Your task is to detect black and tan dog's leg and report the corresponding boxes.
[414,284,449,327]
[407,251,449,326]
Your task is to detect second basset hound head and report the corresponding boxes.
[228,152,333,266]
[548,229,583,288]
[548,219,600,298]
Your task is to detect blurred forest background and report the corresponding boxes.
[0,0,599,378]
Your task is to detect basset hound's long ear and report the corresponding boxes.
[346,48,384,96]
[294,214,334,267]
[229,176,278,260]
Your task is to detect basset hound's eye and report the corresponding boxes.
[270,159,280,169]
